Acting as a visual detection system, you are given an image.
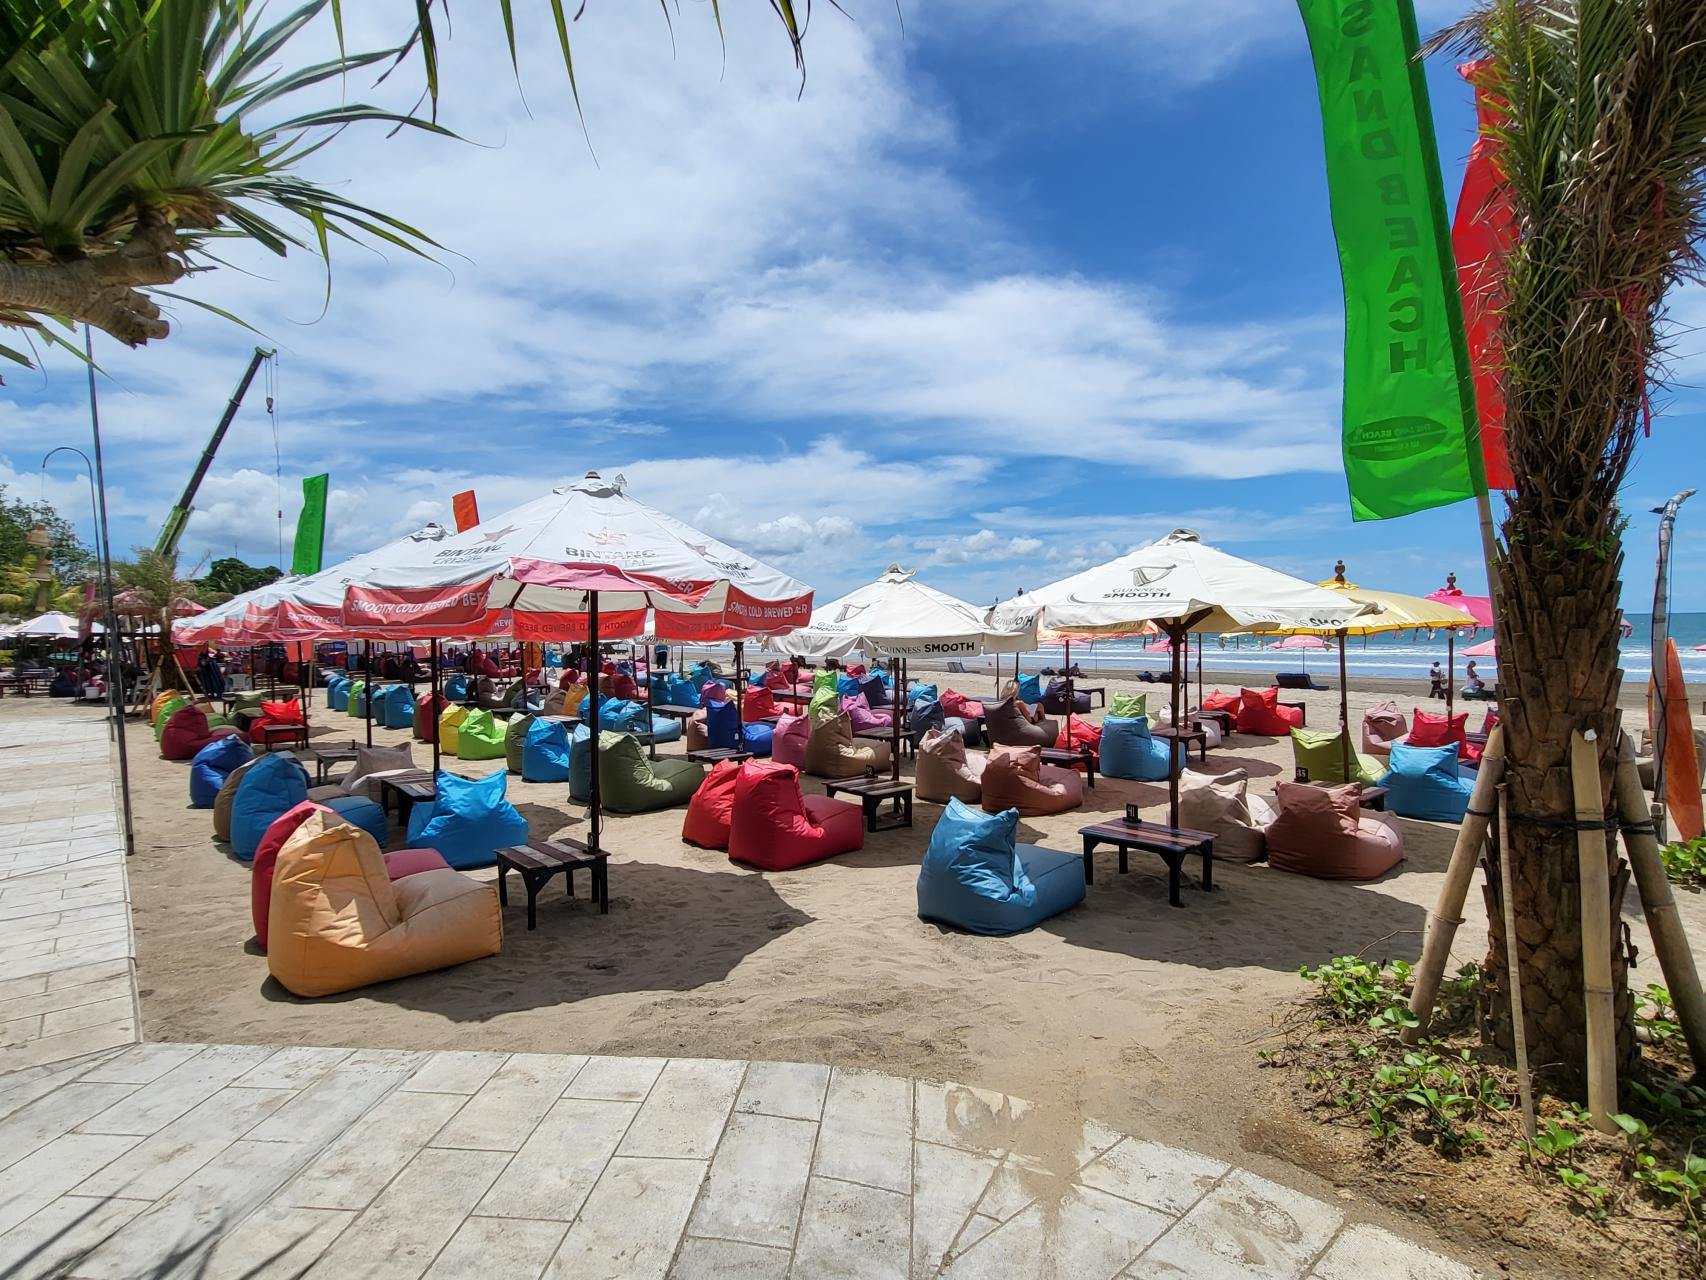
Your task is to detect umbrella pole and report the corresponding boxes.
[588,593,601,855]
[1169,625,1183,828]
[1063,639,1072,742]
[430,639,441,775]
[364,642,373,747]
[890,655,901,781]
[1195,634,1203,712]
[1339,629,1351,782]
[734,641,745,721]
[1447,630,1455,719]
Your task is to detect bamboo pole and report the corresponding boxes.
[1496,782,1536,1141]
[1614,731,1706,1075]
[1572,729,1618,1133]
[1403,726,1505,1042]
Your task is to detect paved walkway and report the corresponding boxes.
[0,715,1477,1278]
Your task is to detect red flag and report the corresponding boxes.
[1453,60,1518,490]
[451,490,480,532]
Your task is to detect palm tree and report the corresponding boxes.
[114,548,203,694]
[0,0,815,367]
[1432,0,1706,1078]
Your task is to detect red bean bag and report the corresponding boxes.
[940,689,985,720]
[727,761,864,870]
[1054,714,1103,764]
[763,670,791,691]
[743,687,778,722]
[249,698,305,742]
[682,759,744,849]
[843,663,867,679]
[1411,708,1481,764]
[1201,689,1241,720]
[1235,687,1303,736]
[383,847,453,879]
[413,693,448,742]
[160,704,236,761]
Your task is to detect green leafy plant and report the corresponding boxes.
[1659,837,1706,888]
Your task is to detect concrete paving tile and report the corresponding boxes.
[1135,1169,1344,1280]
[1077,1138,1228,1217]
[430,1052,583,1152]
[0,1082,140,1174]
[0,1194,148,1280]
[423,1215,568,1279]
[198,1205,357,1280]
[941,1184,1169,1280]
[914,1081,1030,1157]
[477,1096,637,1221]
[0,973,48,1002]
[0,974,129,1023]
[247,1049,426,1149]
[282,1089,470,1212]
[669,1237,790,1279]
[0,1016,135,1076]
[616,1058,744,1161]
[563,1054,666,1102]
[76,1087,297,1201]
[1308,1223,1477,1279]
[79,1044,272,1136]
[76,1042,205,1085]
[45,957,133,992]
[304,1146,511,1280]
[399,1049,508,1095]
[814,1067,913,1195]
[687,1111,815,1248]
[735,1060,829,1122]
[912,1141,1002,1280]
[232,1046,354,1090]
[0,1013,42,1046]
[71,1139,316,1280]
[0,1132,140,1237]
[1,914,64,943]
[544,1156,708,1280]
[41,996,133,1038]
[794,1175,910,1280]
[0,1050,127,1123]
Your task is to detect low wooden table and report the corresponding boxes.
[310,743,360,785]
[855,726,911,759]
[1078,818,1216,908]
[379,770,436,827]
[1041,745,1097,789]
[495,838,609,929]
[686,747,752,767]
[651,703,699,722]
[1192,709,1234,738]
[822,776,914,832]
[253,722,309,752]
[1152,725,1208,763]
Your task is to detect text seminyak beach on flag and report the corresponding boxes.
[1297,0,1487,521]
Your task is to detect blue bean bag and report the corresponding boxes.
[323,794,388,847]
[649,714,684,745]
[1100,716,1181,782]
[1017,674,1046,706]
[659,675,699,707]
[837,674,861,696]
[522,717,573,782]
[405,769,528,870]
[444,673,469,701]
[577,696,652,736]
[908,698,979,750]
[689,661,715,692]
[189,734,251,809]
[1380,742,1475,822]
[704,699,773,757]
[326,678,351,713]
[908,682,939,710]
[916,799,1085,936]
[231,752,310,861]
[377,684,416,730]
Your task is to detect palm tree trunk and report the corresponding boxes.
[1481,526,1637,1079]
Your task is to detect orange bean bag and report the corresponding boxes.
[979,744,1083,817]
[726,761,864,870]
[803,711,892,779]
[1234,687,1303,736]
[266,808,502,997]
[682,759,744,849]
[916,729,986,805]
[1265,781,1404,881]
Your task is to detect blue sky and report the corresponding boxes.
[6,1,1704,610]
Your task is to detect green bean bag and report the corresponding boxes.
[600,732,705,814]
[809,686,840,722]
[811,669,840,696]
[1290,727,1383,787]
[1110,692,1147,719]
[346,679,367,718]
[153,695,189,740]
[504,712,536,774]
[456,708,507,760]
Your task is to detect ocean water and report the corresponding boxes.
[1019,612,1706,683]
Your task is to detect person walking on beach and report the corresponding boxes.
[1428,661,1446,700]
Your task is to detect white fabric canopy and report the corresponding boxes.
[5,611,82,641]
[992,529,1373,637]
[336,475,813,642]
[772,565,1033,660]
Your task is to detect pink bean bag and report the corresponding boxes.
[682,759,743,850]
[1266,782,1404,880]
[727,761,864,870]
[771,713,810,768]
[979,744,1083,817]
[940,689,984,720]
[840,692,892,731]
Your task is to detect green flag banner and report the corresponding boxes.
[1297,0,1484,520]
[291,474,328,576]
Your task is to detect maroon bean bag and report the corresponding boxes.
[1234,687,1303,736]
[413,693,448,743]
[726,761,863,871]
[682,759,744,850]
[161,704,237,761]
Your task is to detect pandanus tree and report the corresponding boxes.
[0,0,815,368]
[1433,0,1706,1074]
[114,548,204,693]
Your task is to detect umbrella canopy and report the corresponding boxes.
[1463,637,1498,657]
[1425,582,1494,628]
[774,565,1032,659]
[338,474,812,641]
[1276,634,1329,650]
[5,611,82,640]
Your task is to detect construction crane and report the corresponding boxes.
[154,346,276,559]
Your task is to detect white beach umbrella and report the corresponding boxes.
[7,611,82,640]
[776,565,1033,660]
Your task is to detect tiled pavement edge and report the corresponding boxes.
[0,715,1479,1279]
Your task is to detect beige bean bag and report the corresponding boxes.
[267,808,502,998]
[213,757,260,844]
[1265,781,1403,881]
[1178,767,1273,863]
[984,696,1058,748]
[685,708,709,753]
[803,711,893,779]
[979,744,1082,817]
[308,742,418,805]
[916,729,986,804]
[1361,702,1408,757]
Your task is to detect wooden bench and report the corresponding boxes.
[495,839,609,929]
[686,747,752,767]
[822,776,914,832]
[1078,818,1215,908]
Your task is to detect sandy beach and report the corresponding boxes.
[17,666,1699,1272]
